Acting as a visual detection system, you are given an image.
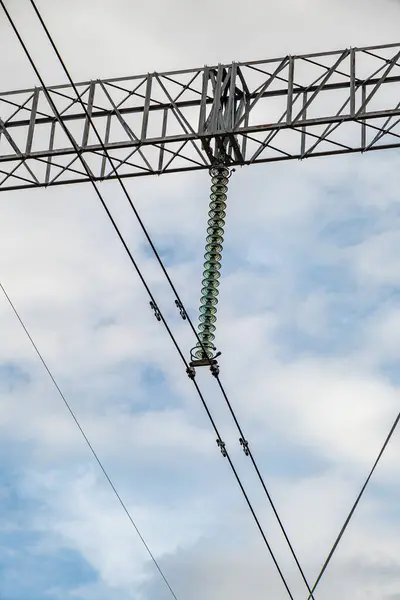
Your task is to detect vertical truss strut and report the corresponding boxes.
[1,42,400,190]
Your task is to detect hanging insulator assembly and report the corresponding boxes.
[189,162,233,371]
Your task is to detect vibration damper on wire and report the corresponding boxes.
[240,437,250,456]
[217,439,227,458]
[149,300,162,321]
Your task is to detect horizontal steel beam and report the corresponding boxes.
[1,41,400,191]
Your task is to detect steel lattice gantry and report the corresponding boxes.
[1,42,400,191]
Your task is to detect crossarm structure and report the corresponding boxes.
[1,41,400,191]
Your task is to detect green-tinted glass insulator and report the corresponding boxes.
[209,206,225,216]
[199,305,217,316]
[198,333,213,340]
[205,244,223,254]
[210,189,227,198]
[204,256,222,266]
[200,296,218,307]
[202,278,219,288]
[201,285,218,295]
[199,321,216,333]
[207,228,224,238]
[211,174,228,183]
[211,188,228,198]
[206,231,224,238]
[195,348,214,359]
[202,277,219,287]
[210,167,229,178]
[199,322,216,333]
[209,199,227,210]
[199,307,217,317]
[209,204,225,212]
[202,291,218,303]
[206,237,224,247]
[203,266,221,277]
[203,257,221,266]
[208,218,225,229]
[195,163,231,359]
[199,313,217,324]
[204,251,222,262]
[204,269,220,279]
[205,244,221,254]
[209,214,226,225]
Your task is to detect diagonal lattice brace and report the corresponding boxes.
[1,41,400,191]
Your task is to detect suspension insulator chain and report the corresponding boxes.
[194,163,231,360]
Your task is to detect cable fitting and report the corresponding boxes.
[174,299,187,320]
[186,366,196,380]
[210,363,220,377]
[239,437,250,456]
[149,300,162,322]
[217,438,227,458]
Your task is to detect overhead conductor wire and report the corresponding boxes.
[304,408,400,600]
[20,5,400,596]
[25,1,314,596]
[0,282,178,600]
[0,2,295,598]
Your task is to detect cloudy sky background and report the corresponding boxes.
[1,1,400,599]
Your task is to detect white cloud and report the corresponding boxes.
[2,1,400,599]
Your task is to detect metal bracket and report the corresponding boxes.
[239,437,250,456]
[188,349,221,378]
[149,300,162,322]
[186,366,196,380]
[189,345,221,366]
[210,363,220,377]
[217,439,227,458]
[174,299,187,320]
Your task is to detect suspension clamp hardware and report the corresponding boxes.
[217,439,227,458]
[239,437,250,456]
[186,366,196,380]
[174,299,187,320]
[210,363,220,377]
[149,300,162,322]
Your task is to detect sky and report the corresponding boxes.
[1,1,400,599]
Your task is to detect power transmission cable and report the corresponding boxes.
[0,281,178,600]
[0,287,293,600]
[305,408,400,600]
[25,2,314,596]
[0,4,295,598]
[2,4,398,595]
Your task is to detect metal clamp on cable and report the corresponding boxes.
[239,437,250,456]
[217,438,227,457]
[188,345,221,377]
[186,366,196,380]
[149,300,162,322]
[174,299,187,320]
[210,363,220,377]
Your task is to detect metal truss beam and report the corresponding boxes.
[1,41,400,191]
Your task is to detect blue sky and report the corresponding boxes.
[1,1,400,600]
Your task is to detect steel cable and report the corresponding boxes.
[23,3,314,595]
[0,281,178,600]
[0,3,295,597]
[16,7,400,596]
[305,409,400,600]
